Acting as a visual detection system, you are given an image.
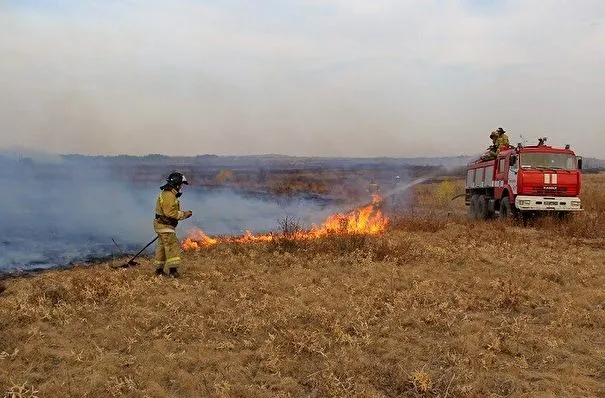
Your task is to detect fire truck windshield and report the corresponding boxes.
[520,152,577,170]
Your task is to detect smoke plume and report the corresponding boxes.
[0,151,339,272]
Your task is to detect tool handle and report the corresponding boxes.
[127,236,158,263]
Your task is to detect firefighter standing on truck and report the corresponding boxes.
[154,172,193,278]
[480,131,499,161]
[495,127,510,154]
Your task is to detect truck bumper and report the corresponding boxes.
[515,195,582,211]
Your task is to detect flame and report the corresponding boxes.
[181,194,388,251]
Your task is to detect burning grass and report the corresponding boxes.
[1,173,605,397]
[181,194,388,251]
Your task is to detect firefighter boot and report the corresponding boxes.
[168,267,180,278]
[155,267,165,277]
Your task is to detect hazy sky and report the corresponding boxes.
[1,0,604,157]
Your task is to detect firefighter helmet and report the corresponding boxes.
[166,172,188,186]
[161,172,189,190]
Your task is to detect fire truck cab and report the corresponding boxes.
[465,140,583,219]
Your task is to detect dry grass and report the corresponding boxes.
[1,174,605,397]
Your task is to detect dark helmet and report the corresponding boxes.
[166,172,188,186]
[161,171,189,190]
[496,127,506,134]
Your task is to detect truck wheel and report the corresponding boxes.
[499,197,515,219]
[477,195,489,219]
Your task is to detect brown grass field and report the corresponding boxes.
[1,173,605,397]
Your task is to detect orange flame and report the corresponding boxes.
[181,195,388,251]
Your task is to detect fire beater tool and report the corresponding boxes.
[113,236,158,269]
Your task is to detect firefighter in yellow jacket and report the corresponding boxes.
[495,127,510,154]
[482,130,499,160]
[154,172,193,277]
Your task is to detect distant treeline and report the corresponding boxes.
[2,152,603,175]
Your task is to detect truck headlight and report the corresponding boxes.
[571,200,581,207]
[518,200,531,206]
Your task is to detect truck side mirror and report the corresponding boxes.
[577,157,583,170]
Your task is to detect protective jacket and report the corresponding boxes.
[154,189,187,233]
[496,133,510,150]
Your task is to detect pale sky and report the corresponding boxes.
[1,0,604,157]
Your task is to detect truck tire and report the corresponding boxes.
[499,197,515,219]
[477,195,489,219]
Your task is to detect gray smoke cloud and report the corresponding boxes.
[0,150,345,272]
[188,190,340,237]
[0,151,153,270]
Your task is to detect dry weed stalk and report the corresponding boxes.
[3,382,38,398]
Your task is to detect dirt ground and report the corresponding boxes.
[1,174,604,397]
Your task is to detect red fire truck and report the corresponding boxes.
[465,139,583,219]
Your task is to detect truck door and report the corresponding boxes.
[494,155,508,199]
[508,154,518,195]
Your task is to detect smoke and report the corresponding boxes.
[0,152,152,271]
[0,152,342,273]
[187,189,339,236]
